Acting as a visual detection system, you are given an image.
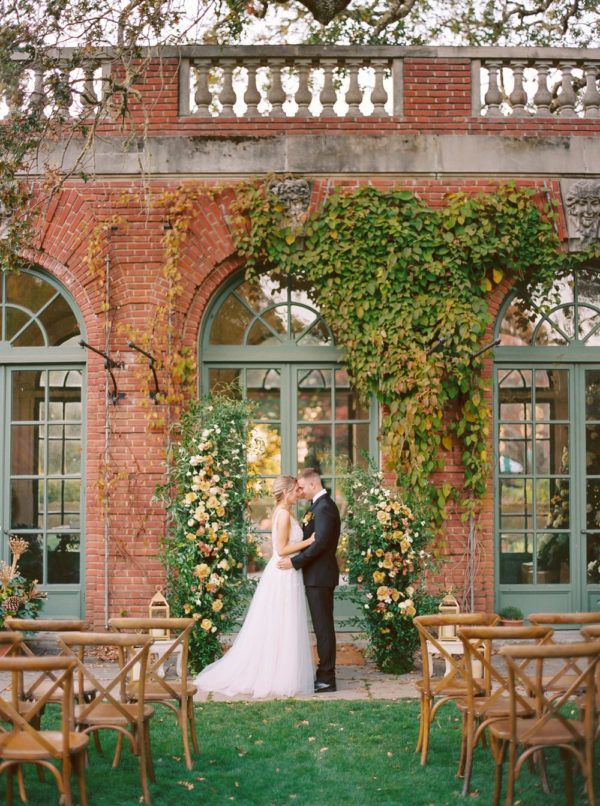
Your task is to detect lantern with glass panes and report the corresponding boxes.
[148,586,170,640]
[438,590,460,640]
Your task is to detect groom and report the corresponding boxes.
[277,468,341,693]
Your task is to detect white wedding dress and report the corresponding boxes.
[194,509,314,699]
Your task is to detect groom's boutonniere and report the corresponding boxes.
[302,511,313,526]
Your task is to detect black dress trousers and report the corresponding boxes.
[305,586,336,685]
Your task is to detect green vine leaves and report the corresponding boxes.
[231,180,598,535]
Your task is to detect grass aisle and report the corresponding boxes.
[15,700,584,805]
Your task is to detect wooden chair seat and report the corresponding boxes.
[33,678,96,701]
[128,680,198,700]
[489,716,584,746]
[541,673,584,692]
[75,702,154,726]
[0,730,88,760]
[456,693,535,719]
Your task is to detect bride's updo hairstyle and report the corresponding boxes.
[272,475,297,504]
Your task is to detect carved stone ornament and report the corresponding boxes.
[0,200,11,241]
[269,178,312,225]
[297,0,353,25]
[561,179,600,251]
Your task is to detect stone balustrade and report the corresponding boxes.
[477,53,600,118]
[179,46,402,119]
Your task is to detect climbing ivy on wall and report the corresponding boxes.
[230,179,598,533]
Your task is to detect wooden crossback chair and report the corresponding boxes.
[489,641,600,806]
[109,617,199,770]
[56,632,155,804]
[0,633,24,727]
[528,613,600,694]
[457,625,553,796]
[4,619,94,707]
[413,613,499,766]
[0,656,88,806]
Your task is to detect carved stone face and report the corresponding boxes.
[269,178,311,225]
[565,181,600,246]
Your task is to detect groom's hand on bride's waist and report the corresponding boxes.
[277,557,293,570]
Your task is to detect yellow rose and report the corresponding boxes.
[193,563,210,580]
[186,532,196,541]
[184,492,198,504]
[212,599,224,613]
[200,618,213,632]
[376,510,391,524]
[206,496,219,510]
[376,585,390,601]
[391,589,400,602]
[375,549,384,557]
[216,506,225,517]
[382,556,394,570]
[372,571,386,584]
[183,603,192,613]
[217,559,230,571]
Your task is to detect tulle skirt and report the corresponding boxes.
[194,557,314,699]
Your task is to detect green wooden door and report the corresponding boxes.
[0,269,86,618]
[494,268,600,616]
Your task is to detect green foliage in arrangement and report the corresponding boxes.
[341,465,437,672]
[0,537,46,627]
[156,396,257,673]
[231,179,599,536]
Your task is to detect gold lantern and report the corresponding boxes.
[148,586,170,640]
[438,590,460,640]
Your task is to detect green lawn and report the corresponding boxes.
[9,700,590,805]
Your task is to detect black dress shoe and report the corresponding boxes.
[314,682,337,693]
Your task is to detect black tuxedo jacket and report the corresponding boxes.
[291,492,341,588]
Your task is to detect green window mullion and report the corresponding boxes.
[43,369,49,585]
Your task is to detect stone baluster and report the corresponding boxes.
[556,61,577,117]
[370,59,389,115]
[193,60,213,117]
[582,62,600,119]
[319,59,337,116]
[244,59,262,117]
[509,60,528,116]
[81,62,98,116]
[267,59,287,118]
[295,59,313,117]
[29,66,45,113]
[345,59,363,116]
[57,68,73,117]
[532,60,553,117]
[218,60,237,118]
[483,61,503,116]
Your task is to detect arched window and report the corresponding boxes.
[0,269,86,617]
[494,266,600,616]
[200,273,377,556]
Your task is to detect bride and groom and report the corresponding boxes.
[195,468,341,698]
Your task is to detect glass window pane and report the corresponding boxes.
[499,479,533,529]
[236,277,287,312]
[587,480,600,530]
[12,319,46,347]
[535,369,568,420]
[586,370,600,420]
[48,371,81,421]
[535,424,569,475]
[11,425,44,475]
[577,268,600,307]
[6,273,56,311]
[297,424,332,475]
[499,533,532,584]
[209,294,253,345]
[298,318,333,346]
[11,480,44,529]
[247,319,283,346]
[586,424,600,475]
[335,369,369,419]
[247,369,281,420]
[499,303,539,347]
[208,368,242,398]
[47,533,80,583]
[5,307,32,342]
[537,478,570,529]
[586,533,600,583]
[546,306,575,340]
[260,306,288,338]
[249,497,273,534]
[578,306,600,342]
[537,532,570,584]
[47,479,80,529]
[38,295,80,346]
[533,318,568,346]
[498,423,530,474]
[499,369,532,421]
[248,424,281,476]
[11,370,44,422]
[298,369,332,422]
[290,305,317,338]
[14,534,44,583]
[335,423,369,469]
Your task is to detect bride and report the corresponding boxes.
[194,475,315,699]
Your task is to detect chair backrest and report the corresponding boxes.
[0,631,23,655]
[528,612,600,627]
[499,641,600,745]
[109,617,195,700]
[56,632,152,726]
[458,625,554,714]
[414,613,500,697]
[0,656,77,760]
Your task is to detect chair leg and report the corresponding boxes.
[457,712,467,779]
[535,749,550,795]
[560,749,574,806]
[62,758,73,806]
[420,697,431,766]
[144,724,156,784]
[6,766,14,806]
[416,693,425,752]
[112,733,124,768]
[188,699,199,755]
[92,731,103,755]
[461,722,476,796]
[17,766,27,801]
[493,739,506,806]
[505,742,517,806]
[180,704,193,771]
[585,737,596,806]
[139,726,151,805]
[75,752,88,806]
